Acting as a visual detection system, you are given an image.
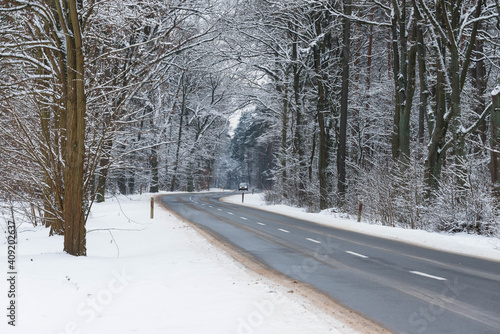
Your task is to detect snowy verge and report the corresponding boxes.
[222,193,500,262]
[0,193,360,334]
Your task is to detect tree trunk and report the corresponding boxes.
[391,0,416,162]
[415,1,429,146]
[63,0,87,256]
[309,126,316,182]
[400,8,417,162]
[318,89,328,210]
[425,47,447,194]
[150,147,159,193]
[491,87,500,196]
[390,2,402,160]
[424,0,447,192]
[450,45,466,187]
[338,0,351,204]
[472,38,487,148]
[313,14,330,211]
[280,83,288,198]
[291,29,306,205]
[171,90,186,192]
[96,138,112,202]
[362,6,375,167]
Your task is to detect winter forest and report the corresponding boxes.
[1,0,499,256]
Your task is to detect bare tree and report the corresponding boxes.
[0,0,223,255]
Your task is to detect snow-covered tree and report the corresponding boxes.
[0,0,228,255]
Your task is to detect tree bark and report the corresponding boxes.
[171,88,186,192]
[150,147,159,193]
[491,87,500,196]
[96,139,112,202]
[338,0,351,204]
[63,0,87,256]
[291,27,307,205]
[425,58,447,193]
[400,12,417,162]
[390,2,402,160]
[391,0,416,162]
[472,37,487,148]
[318,85,328,210]
[415,2,429,146]
[280,83,288,198]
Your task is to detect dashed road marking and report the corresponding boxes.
[306,238,321,244]
[240,217,248,220]
[410,271,447,281]
[278,228,290,233]
[346,251,369,259]
[227,212,234,215]
[257,222,266,226]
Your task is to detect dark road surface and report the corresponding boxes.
[161,192,500,334]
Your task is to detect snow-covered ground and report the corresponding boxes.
[223,192,500,262]
[0,193,359,334]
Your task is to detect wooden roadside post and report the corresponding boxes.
[357,200,363,222]
[150,197,154,219]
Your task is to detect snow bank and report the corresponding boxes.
[223,193,500,262]
[0,194,357,334]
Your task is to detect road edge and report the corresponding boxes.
[220,194,500,264]
[157,194,390,334]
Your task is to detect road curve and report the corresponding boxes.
[160,192,500,334]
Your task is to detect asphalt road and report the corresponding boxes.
[161,192,500,334]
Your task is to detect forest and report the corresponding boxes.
[1,0,499,256]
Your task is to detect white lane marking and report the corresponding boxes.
[346,251,369,259]
[278,228,290,233]
[201,204,205,206]
[208,205,213,208]
[240,217,248,220]
[306,238,321,244]
[217,208,222,211]
[227,212,234,215]
[257,222,266,226]
[410,271,447,281]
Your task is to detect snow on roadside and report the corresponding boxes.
[0,194,357,334]
[223,193,500,262]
